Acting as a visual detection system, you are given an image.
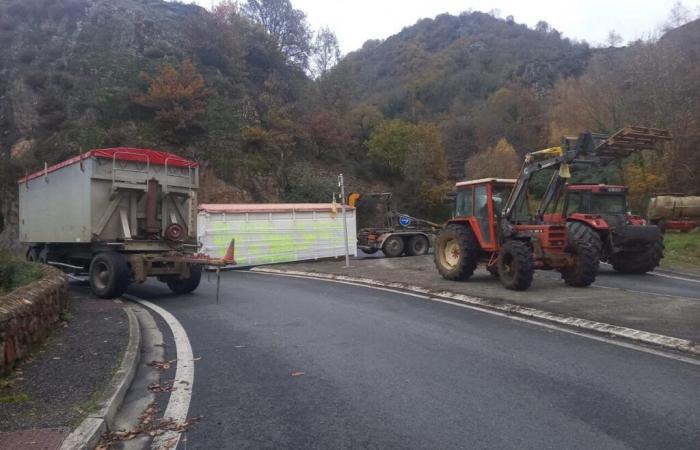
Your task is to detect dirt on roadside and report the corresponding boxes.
[0,286,128,433]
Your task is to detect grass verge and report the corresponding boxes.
[662,231,700,272]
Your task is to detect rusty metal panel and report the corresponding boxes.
[198,204,357,265]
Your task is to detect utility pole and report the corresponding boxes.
[338,174,350,268]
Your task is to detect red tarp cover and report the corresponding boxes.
[18,147,197,183]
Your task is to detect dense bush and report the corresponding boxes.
[0,257,42,294]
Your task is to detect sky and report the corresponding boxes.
[193,0,698,54]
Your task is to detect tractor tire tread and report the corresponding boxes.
[433,224,480,281]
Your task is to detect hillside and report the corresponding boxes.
[332,12,592,174]
[0,1,697,248]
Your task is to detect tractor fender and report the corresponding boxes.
[567,213,610,231]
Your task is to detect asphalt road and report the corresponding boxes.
[128,271,700,450]
[356,249,700,300]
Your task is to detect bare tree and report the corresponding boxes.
[311,27,341,78]
[606,30,623,47]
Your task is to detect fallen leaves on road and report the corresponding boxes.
[147,359,177,371]
[148,380,177,393]
[97,402,201,449]
[290,371,305,377]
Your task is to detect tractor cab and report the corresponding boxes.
[563,184,636,227]
[453,178,516,252]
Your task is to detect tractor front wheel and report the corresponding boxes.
[611,237,664,274]
[434,224,480,281]
[498,240,534,291]
[562,223,600,287]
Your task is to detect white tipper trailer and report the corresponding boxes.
[18,148,213,298]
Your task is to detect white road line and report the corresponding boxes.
[245,270,700,367]
[592,284,682,299]
[599,262,700,284]
[649,271,700,284]
[123,294,195,450]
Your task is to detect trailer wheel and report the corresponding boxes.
[561,223,600,287]
[26,247,39,262]
[611,237,664,274]
[361,248,379,255]
[89,252,131,299]
[166,264,202,295]
[382,236,405,257]
[498,240,534,291]
[406,235,429,256]
[434,224,480,281]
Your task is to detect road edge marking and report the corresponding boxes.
[249,267,700,359]
[123,294,195,450]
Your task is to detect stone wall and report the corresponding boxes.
[0,266,69,376]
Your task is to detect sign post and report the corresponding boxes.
[338,174,351,268]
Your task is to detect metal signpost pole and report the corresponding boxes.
[339,174,350,268]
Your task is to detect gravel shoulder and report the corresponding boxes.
[264,255,700,343]
[0,285,128,433]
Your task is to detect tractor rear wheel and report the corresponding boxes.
[406,234,429,256]
[562,223,600,287]
[498,240,534,291]
[434,224,480,281]
[382,236,405,257]
[611,237,664,274]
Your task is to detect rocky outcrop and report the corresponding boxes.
[0,265,69,376]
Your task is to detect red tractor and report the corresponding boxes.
[435,178,599,290]
[544,184,664,274]
[434,126,671,290]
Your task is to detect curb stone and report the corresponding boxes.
[60,304,141,450]
[252,267,700,357]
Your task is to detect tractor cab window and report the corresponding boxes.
[566,192,584,215]
[591,194,626,214]
[455,187,473,217]
[475,185,493,244]
[491,185,512,217]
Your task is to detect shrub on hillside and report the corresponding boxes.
[0,257,42,294]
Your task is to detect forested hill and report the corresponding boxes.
[333,12,591,169]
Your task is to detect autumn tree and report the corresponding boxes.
[367,119,450,217]
[243,0,311,68]
[132,59,209,141]
[464,138,521,180]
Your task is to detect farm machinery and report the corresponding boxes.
[434,126,671,290]
[647,193,700,232]
[545,184,664,274]
[349,192,440,257]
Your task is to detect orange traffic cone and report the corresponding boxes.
[223,238,236,264]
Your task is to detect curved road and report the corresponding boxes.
[128,271,700,450]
